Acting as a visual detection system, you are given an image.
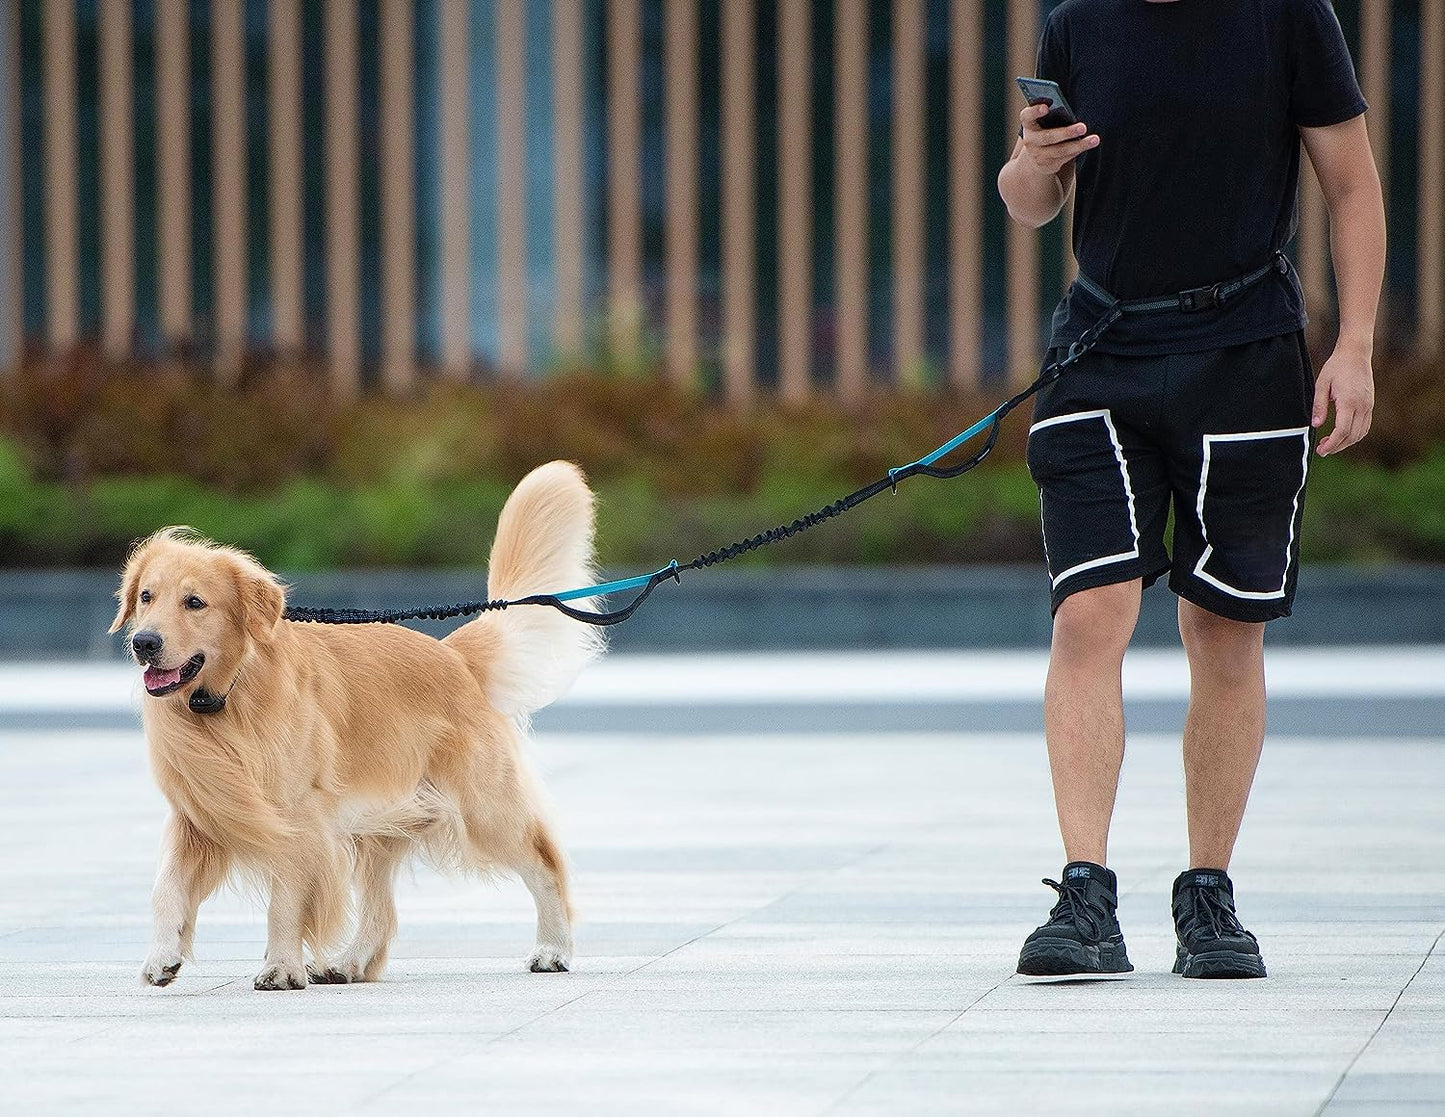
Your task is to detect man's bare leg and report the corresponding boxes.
[1043,579,1142,866]
[1177,598,1267,870]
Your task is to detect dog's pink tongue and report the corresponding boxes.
[144,665,181,693]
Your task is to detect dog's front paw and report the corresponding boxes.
[307,963,359,985]
[141,950,184,987]
[527,946,571,973]
[254,961,308,991]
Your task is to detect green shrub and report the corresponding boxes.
[1,350,1442,569]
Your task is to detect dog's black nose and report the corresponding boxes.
[132,631,163,659]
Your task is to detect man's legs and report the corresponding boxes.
[1044,579,1142,866]
[1177,597,1266,869]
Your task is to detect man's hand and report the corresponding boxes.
[1311,343,1374,456]
[999,104,1099,227]
[1018,102,1099,176]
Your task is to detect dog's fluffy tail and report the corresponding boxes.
[448,461,605,718]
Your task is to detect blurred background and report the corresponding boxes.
[0,0,1442,654]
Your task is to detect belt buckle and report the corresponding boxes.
[1178,282,1223,313]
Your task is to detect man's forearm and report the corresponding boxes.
[1325,179,1386,352]
[998,149,1069,229]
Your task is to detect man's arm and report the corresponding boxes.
[1300,114,1386,456]
[997,103,1098,228]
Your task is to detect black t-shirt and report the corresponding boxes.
[1039,0,1367,355]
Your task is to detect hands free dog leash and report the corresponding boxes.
[282,253,1288,630]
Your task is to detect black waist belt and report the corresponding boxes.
[1074,251,1291,315]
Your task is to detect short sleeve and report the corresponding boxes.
[1036,10,1069,93]
[1288,0,1368,128]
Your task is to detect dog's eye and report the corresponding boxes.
[183,595,207,611]
[139,590,152,604]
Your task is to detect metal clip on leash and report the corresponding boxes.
[285,301,1126,629]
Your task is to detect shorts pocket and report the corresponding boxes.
[1190,428,1311,600]
[1028,409,1141,589]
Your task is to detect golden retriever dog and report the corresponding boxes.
[110,462,604,990]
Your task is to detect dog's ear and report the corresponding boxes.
[235,563,286,643]
[109,551,143,634]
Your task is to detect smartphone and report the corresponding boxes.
[1016,77,1077,130]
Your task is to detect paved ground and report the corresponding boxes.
[0,651,1442,1115]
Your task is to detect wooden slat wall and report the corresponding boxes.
[13,2,1444,389]
[268,0,304,354]
[892,0,925,388]
[1,0,16,371]
[721,0,755,405]
[1004,0,1038,387]
[380,0,416,392]
[156,0,191,347]
[1419,0,1444,356]
[99,0,134,360]
[42,0,77,350]
[665,0,699,386]
[607,0,642,349]
[949,0,982,389]
[211,0,247,380]
[778,0,812,401]
[834,0,869,401]
[323,0,360,396]
[553,0,585,359]
[440,0,472,377]
[496,0,528,376]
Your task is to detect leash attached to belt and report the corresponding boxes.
[284,254,1288,630]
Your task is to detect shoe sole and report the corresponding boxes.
[1173,946,1267,979]
[1017,937,1133,977]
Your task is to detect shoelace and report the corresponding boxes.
[1177,884,1255,944]
[1042,877,1108,939]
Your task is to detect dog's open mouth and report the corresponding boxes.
[143,654,205,697]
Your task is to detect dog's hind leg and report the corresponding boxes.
[314,834,407,984]
[512,821,575,973]
[142,813,230,987]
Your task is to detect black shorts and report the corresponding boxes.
[1025,331,1314,623]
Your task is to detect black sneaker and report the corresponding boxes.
[1171,868,1267,979]
[1016,861,1134,976]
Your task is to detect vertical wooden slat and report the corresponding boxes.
[324,0,360,395]
[99,0,134,360]
[553,0,584,357]
[778,0,810,401]
[664,0,698,385]
[892,0,924,387]
[1361,0,1391,201]
[380,0,415,392]
[269,0,304,353]
[212,0,247,379]
[42,0,77,350]
[2,0,18,369]
[439,0,472,376]
[948,0,981,389]
[720,0,755,405]
[496,0,527,375]
[1005,0,1039,386]
[835,0,868,401]
[1361,0,1391,341]
[1298,154,1330,318]
[1418,0,1444,355]
[607,0,641,349]
[156,0,191,347]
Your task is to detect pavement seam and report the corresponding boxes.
[1312,921,1445,1116]
[818,971,1015,1116]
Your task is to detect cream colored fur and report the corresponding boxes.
[113,462,602,991]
